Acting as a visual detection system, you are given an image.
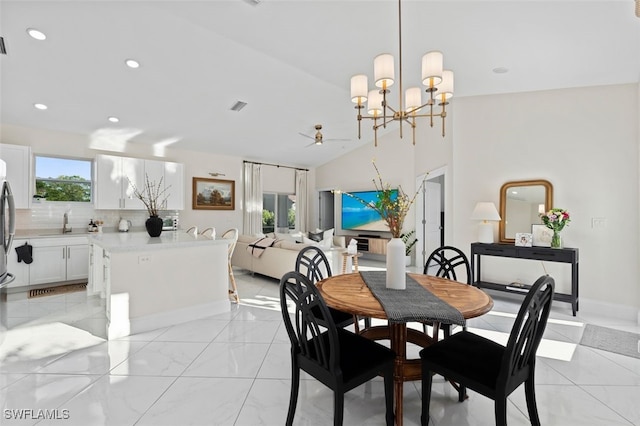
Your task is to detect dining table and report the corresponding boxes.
[316,272,493,426]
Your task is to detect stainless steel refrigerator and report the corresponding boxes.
[0,158,15,344]
[0,158,15,287]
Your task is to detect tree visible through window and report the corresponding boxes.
[262,193,295,233]
[35,156,92,202]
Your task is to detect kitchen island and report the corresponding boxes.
[89,231,230,339]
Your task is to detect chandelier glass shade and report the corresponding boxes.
[350,0,454,146]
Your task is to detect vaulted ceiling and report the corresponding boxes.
[1,0,638,167]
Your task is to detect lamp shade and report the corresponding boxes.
[405,87,422,112]
[374,53,395,89]
[471,202,501,221]
[438,69,454,102]
[350,74,368,103]
[421,50,443,87]
[367,89,383,115]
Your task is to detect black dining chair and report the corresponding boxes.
[422,245,472,339]
[419,274,555,426]
[279,271,395,426]
[295,246,356,330]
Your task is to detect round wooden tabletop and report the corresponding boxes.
[317,272,493,320]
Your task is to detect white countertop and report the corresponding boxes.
[88,231,230,252]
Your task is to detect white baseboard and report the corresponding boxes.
[108,300,230,339]
[579,297,640,324]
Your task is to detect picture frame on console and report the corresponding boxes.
[531,224,552,247]
[515,232,533,247]
[192,177,235,210]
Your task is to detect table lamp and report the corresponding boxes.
[471,202,501,243]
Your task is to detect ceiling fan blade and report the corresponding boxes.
[324,138,351,142]
[298,132,314,141]
[305,141,322,148]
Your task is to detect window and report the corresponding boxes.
[263,193,296,233]
[34,156,92,202]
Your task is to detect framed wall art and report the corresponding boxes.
[192,177,235,210]
[531,224,552,247]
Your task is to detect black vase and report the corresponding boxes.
[145,216,163,237]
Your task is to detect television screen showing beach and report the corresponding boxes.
[341,190,397,232]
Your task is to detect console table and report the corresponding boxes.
[470,242,579,316]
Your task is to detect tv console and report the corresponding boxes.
[345,236,390,255]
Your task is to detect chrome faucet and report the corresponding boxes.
[63,212,72,233]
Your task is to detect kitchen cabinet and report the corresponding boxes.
[162,161,184,210]
[0,143,31,209]
[95,154,145,210]
[96,155,184,211]
[88,243,107,297]
[143,160,184,210]
[28,237,89,286]
[6,239,30,288]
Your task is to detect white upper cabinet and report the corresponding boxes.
[95,154,184,211]
[163,161,184,210]
[95,154,145,210]
[142,159,184,211]
[0,143,31,209]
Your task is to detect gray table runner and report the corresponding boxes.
[360,271,466,325]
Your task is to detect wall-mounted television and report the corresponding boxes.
[341,189,397,232]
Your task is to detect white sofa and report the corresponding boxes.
[231,234,345,281]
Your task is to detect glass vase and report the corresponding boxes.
[551,230,562,249]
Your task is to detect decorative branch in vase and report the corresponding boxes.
[339,161,425,289]
[129,175,171,237]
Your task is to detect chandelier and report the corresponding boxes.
[350,0,454,146]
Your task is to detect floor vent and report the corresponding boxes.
[28,282,88,299]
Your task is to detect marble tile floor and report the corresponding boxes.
[1,260,639,425]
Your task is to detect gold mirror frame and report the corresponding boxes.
[499,179,553,243]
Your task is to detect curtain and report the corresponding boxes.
[243,162,263,235]
[295,169,308,233]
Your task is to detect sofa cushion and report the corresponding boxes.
[303,236,332,249]
[275,240,309,251]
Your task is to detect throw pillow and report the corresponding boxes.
[318,236,333,249]
[323,228,335,241]
[308,231,324,242]
[302,236,319,246]
[275,232,297,242]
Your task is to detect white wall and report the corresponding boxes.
[0,123,245,234]
[317,83,640,315]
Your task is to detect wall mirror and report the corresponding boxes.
[499,179,553,243]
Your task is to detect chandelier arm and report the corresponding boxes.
[398,0,403,122]
[412,116,416,145]
[385,104,400,115]
[373,118,398,130]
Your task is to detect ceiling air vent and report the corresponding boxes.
[0,37,7,55]
[230,101,248,112]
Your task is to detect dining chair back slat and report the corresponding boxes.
[280,271,395,426]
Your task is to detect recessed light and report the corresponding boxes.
[34,103,48,110]
[108,116,120,123]
[493,67,509,74]
[125,59,140,69]
[27,28,47,41]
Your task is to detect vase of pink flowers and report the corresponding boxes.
[540,208,571,248]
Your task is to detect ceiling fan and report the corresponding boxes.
[298,124,350,147]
